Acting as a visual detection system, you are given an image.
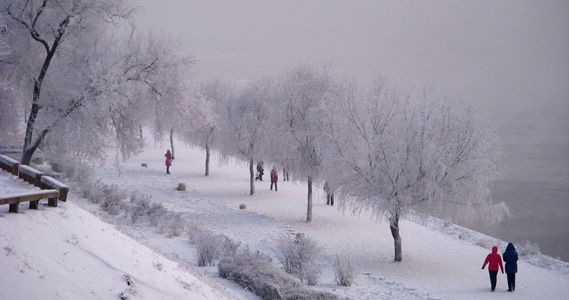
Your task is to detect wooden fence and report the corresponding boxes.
[0,154,69,213]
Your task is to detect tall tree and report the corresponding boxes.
[1,0,135,165]
[327,77,509,261]
[217,77,274,195]
[275,63,338,222]
[181,79,229,176]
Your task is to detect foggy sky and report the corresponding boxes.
[133,0,569,179]
[133,1,568,111]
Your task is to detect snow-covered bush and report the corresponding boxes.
[100,184,126,215]
[128,191,152,223]
[195,232,221,266]
[190,227,239,267]
[274,235,323,285]
[219,248,338,300]
[157,212,184,237]
[333,254,357,286]
[147,202,168,226]
[302,261,322,286]
[186,222,206,244]
[475,238,496,250]
[219,234,241,258]
[80,180,104,203]
[518,240,541,257]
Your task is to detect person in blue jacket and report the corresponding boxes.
[502,242,519,291]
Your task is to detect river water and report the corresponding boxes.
[466,103,569,262]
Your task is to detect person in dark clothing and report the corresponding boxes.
[482,246,504,291]
[164,150,173,174]
[503,243,518,291]
[255,161,264,181]
[324,182,334,206]
[281,161,289,181]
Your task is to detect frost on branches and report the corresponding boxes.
[326,77,509,261]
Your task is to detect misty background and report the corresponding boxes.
[132,0,569,261]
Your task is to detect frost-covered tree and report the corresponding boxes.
[181,79,230,176]
[143,33,196,158]
[274,63,339,222]
[327,77,509,261]
[217,78,274,195]
[1,0,135,165]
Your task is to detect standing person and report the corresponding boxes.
[482,246,504,291]
[281,161,289,181]
[255,161,264,181]
[324,182,334,206]
[164,150,173,174]
[270,166,278,191]
[503,243,518,292]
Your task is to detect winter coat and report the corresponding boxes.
[502,243,518,274]
[482,246,504,272]
[270,169,278,183]
[165,152,173,166]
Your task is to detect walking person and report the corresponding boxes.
[270,166,278,191]
[482,246,504,291]
[164,150,173,174]
[503,243,518,292]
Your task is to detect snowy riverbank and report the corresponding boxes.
[1,143,568,299]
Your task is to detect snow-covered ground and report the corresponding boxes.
[1,142,568,300]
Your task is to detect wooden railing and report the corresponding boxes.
[0,154,20,175]
[0,154,69,213]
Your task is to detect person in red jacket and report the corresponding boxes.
[270,166,278,191]
[482,246,504,291]
[164,150,173,174]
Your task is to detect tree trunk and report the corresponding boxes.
[389,213,403,262]
[21,148,34,166]
[169,128,175,158]
[249,159,255,195]
[307,176,313,222]
[20,15,70,166]
[205,143,210,176]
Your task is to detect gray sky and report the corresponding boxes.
[133,0,568,115]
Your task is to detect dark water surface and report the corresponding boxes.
[467,105,569,262]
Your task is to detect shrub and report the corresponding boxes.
[219,248,338,300]
[128,192,152,223]
[518,240,541,257]
[475,238,496,250]
[333,254,357,286]
[302,261,322,286]
[274,235,323,285]
[100,184,126,215]
[81,180,105,203]
[157,212,184,237]
[219,234,241,258]
[186,222,206,244]
[195,232,221,267]
[147,203,168,226]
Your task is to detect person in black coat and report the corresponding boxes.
[255,161,264,181]
[502,242,518,291]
